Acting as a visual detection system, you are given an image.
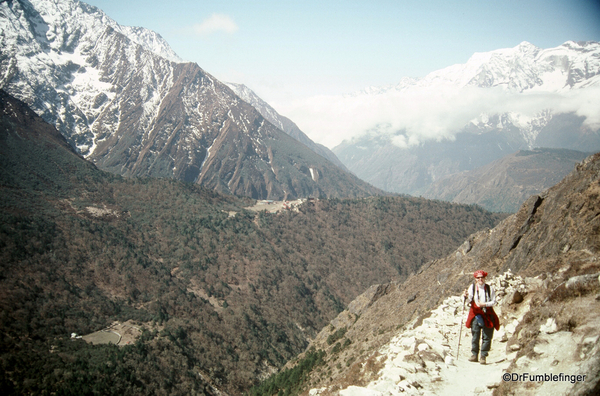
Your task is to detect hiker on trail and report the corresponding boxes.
[463,270,500,365]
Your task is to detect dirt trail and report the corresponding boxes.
[312,271,599,396]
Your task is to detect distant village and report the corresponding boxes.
[247,198,318,214]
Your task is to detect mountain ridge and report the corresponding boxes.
[225,82,349,172]
[356,40,600,95]
[421,148,592,212]
[332,40,600,199]
[0,0,378,200]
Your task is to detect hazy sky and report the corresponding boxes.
[83,0,600,102]
[82,0,600,148]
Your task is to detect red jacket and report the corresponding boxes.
[466,302,500,330]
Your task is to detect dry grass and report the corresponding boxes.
[336,352,385,390]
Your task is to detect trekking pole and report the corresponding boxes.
[456,295,466,360]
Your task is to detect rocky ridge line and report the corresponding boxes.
[0,0,381,200]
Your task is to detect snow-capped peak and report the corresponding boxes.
[0,0,183,155]
[377,41,600,94]
[3,0,182,63]
[120,26,183,63]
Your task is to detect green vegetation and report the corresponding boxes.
[247,348,326,396]
[0,174,504,394]
[327,327,347,346]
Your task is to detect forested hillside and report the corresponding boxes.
[0,91,506,394]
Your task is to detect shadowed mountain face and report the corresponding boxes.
[0,90,100,194]
[0,91,506,395]
[0,0,380,200]
[334,113,600,199]
[421,148,592,213]
[225,82,350,172]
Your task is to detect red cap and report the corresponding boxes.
[474,270,488,278]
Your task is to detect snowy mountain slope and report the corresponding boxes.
[332,41,600,198]
[0,0,380,199]
[361,41,600,94]
[120,25,183,63]
[346,41,600,146]
[0,0,181,154]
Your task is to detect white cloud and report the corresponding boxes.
[193,14,238,36]
[277,84,600,149]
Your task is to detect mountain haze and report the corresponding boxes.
[331,41,600,198]
[0,0,378,200]
[225,82,349,172]
[422,148,592,213]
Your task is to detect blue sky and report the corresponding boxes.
[83,0,600,105]
[82,0,600,149]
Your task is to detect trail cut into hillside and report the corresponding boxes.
[275,153,600,396]
[308,270,599,396]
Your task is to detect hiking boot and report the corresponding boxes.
[468,355,478,362]
[480,356,486,365]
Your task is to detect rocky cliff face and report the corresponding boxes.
[0,0,380,199]
[288,153,600,395]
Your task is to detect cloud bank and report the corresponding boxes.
[193,14,238,35]
[277,84,600,149]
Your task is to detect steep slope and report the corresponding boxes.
[0,0,379,199]
[422,148,592,213]
[225,82,349,172]
[277,152,600,395]
[0,91,506,395]
[332,41,600,196]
